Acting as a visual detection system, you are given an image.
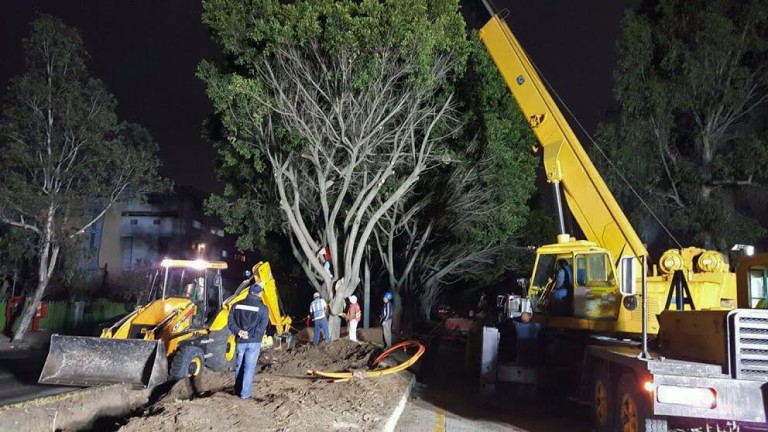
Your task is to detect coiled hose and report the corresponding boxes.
[308,340,425,382]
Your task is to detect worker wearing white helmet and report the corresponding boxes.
[341,295,361,342]
[309,292,330,345]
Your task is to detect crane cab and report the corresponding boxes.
[529,239,628,323]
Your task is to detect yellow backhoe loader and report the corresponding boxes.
[39,260,291,388]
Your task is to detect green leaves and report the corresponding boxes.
[0,15,165,245]
[598,0,768,249]
[200,0,540,294]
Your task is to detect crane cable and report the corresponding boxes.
[535,64,684,249]
[485,0,684,249]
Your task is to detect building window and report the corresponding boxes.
[153,219,160,225]
[221,250,228,258]
[233,253,247,263]
[130,219,138,225]
[192,220,202,230]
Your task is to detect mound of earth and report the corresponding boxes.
[118,340,411,432]
[260,338,380,377]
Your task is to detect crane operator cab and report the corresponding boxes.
[528,239,626,322]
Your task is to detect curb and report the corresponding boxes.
[382,372,415,432]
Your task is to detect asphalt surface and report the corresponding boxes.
[396,340,591,432]
[0,340,75,406]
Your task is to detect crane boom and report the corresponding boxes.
[478,14,648,262]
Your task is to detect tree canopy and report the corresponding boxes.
[0,16,165,340]
[596,0,768,252]
[200,0,539,330]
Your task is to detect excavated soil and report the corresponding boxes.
[118,339,410,432]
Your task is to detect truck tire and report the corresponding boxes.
[206,330,235,372]
[169,346,205,380]
[616,372,666,432]
[592,364,615,432]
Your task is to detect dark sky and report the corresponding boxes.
[0,0,637,195]
[0,0,221,193]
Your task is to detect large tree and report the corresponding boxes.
[373,37,537,323]
[0,16,164,341]
[201,0,539,336]
[596,0,768,252]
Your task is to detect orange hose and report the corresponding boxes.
[308,340,425,380]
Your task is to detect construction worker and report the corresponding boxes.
[228,283,269,400]
[552,259,573,316]
[309,292,331,345]
[380,292,394,348]
[341,295,361,342]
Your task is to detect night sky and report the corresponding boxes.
[0,0,638,195]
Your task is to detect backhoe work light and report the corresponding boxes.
[191,259,209,270]
[657,385,717,409]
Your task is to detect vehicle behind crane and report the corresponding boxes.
[475,2,768,431]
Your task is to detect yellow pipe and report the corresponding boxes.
[308,340,425,380]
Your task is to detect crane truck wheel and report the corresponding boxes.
[205,329,235,372]
[616,372,667,432]
[169,346,206,380]
[591,364,616,432]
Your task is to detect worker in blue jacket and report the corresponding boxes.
[228,282,270,400]
[380,292,394,348]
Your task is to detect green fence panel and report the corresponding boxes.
[3,300,128,334]
[39,302,70,331]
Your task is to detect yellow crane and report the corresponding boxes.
[477,3,768,431]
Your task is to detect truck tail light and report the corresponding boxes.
[656,385,717,409]
[643,380,654,392]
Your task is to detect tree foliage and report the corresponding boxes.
[373,36,538,320]
[0,16,165,340]
[200,0,539,332]
[596,0,768,252]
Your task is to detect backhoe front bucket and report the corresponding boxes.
[39,335,169,388]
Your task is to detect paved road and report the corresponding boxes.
[396,342,591,432]
[0,348,74,406]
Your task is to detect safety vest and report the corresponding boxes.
[310,298,327,321]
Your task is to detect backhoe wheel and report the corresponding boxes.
[169,346,205,380]
[616,372,666,432]
[592,364,615,432]
[205,330,235,372]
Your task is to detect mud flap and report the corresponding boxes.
[39,335,169,388]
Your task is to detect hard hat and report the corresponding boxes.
[250,283,263,294]
[384,292,393,300]
[313,292,321,298]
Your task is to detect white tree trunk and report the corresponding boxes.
[12,206,59,342]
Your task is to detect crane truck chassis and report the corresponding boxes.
[479,259,768,431]
[475,3,768,431]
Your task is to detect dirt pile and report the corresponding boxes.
[118,340,410,432]
[260,338,379,377]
